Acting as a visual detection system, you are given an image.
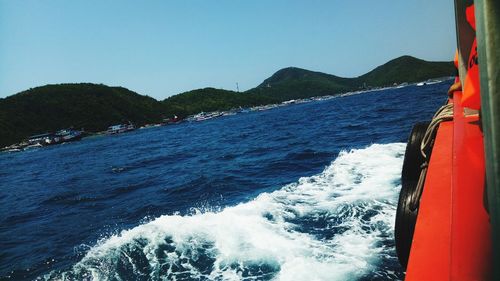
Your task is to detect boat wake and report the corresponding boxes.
[42,143,405,281]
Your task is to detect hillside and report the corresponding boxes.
[248,67,358,100]
[358,56,455,87]
[0,56,455,147]
[162,88,277,118]
[0,83,165,147]
[247,56,454,100]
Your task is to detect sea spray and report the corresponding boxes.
[43,143,405,281]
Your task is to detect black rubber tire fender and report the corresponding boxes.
[395,121,430,270]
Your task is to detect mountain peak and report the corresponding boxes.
[258,67,342,88]
[248,55,454,101]
[358,55,454,86]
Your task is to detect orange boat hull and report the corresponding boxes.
[405,92,491,280]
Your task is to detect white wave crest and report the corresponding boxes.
[45,143,406,281]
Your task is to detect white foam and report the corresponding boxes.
[47,143,406,281]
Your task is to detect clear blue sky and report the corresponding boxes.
[0,0,456,100]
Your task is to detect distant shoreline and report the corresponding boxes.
[1,78,453,152]
[0,56,455,147]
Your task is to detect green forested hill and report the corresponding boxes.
[358,56,455,87]
[162,88,278,118]
[0,56,455,147]
[0,85,277,147]
[247,67,359,100]
[247,56,454,100]
[0,83,165,147]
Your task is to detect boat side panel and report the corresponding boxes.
[405,120,453,280]
[450,92,491,280]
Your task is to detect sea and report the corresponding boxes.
[0,81,451,281]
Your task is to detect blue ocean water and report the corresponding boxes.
[0,81,451,281]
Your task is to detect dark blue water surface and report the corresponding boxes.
[0,82,451,281]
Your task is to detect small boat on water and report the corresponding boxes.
[54,129,83,142]
[163,115,182,125]
[1,129,83,152]
[24,129,84,146]
[27,133,53,146]
[23,143,43,150]
[416,80,442,87]
[107,122,135,134]
[191,112,223,122]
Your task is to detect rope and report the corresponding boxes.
[409,103,454,211]
[420,103,454,159]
